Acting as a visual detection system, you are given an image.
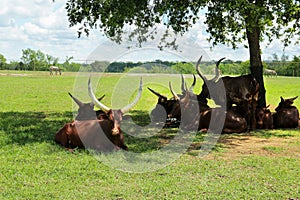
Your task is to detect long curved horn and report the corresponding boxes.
[68,92,84,107]
[147,87,167,99]
[181,74,185,93]
[169,82,180,101]
[211,57,225,82]
[88,77,111,112]
[120,77,143,114]
[189,74,196,92]
[195,55,208,82]
[181,83,190,105]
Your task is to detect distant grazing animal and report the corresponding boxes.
[264,69,277,77]
[255,105,273,129]
[168,82,247,133]
[68,92,106,120]
[273,96,299,128]
[49,66,61,75]
[196,55,259,130]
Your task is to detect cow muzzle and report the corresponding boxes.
[112,128,120,135]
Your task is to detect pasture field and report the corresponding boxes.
[0,70,299,199]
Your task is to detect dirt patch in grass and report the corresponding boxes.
[202,134,300,160]
[0,73,32,76]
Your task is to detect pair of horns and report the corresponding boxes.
[88,77,143,114]
[148,74,196,98]
[169,82,190,104]
[69,92,105,107]
[280,96,298,102]
[196,55,225,83]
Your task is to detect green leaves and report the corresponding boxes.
[61,0,300,50]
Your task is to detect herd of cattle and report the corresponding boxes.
[55,56,299,152]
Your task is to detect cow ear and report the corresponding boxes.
[280,96,284,102]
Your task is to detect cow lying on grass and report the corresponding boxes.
[255,105,273,129]
[168,82,247,133]
[55,77,143,152]
[148,74,197,127]
[273,96,299,128]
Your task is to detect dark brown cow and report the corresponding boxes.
[273,96,299,128]
[68,92,106,120]
[168,82,247,133]
[255,105,273,129]
[196,56,259,130]
[148,74,196,127]
[148,87,178,125]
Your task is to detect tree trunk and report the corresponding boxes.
[246,26,266,108]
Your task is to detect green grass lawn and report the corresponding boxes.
[0,71,299,199]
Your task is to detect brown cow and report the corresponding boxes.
[273,96,299,128]
[255,105,273,129]
[55,119,127,151]
[168,82,247,133]
[55,77,142,151]
[196,55,259,130]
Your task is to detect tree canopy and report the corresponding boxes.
[58,0,300,107]
[64,0,299,48]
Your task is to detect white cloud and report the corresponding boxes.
[0,0,298,63]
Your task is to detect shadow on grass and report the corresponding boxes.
[0,110,184,153]
[2,110,256,155]
[0,111,73,146]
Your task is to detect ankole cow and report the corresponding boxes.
[168,82,247,133]
[196,56,259,131]
[255,105,273,129]
[55,77,143,151]
[148,74,197,127]
[55,119,125,151]
[273,96,299,128]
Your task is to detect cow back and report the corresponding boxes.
[273,107,299,128]
[55,119,127,151]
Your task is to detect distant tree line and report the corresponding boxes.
[0,49,299,76]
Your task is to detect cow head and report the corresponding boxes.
[168,82,202,131]
[148,74,196,124]
[275,96,298,111]
[147,87,177,123]
[255,105,273,129]
[88,77,143,136]
[68,92,105,120]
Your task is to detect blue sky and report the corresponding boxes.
[0,0,299,63]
